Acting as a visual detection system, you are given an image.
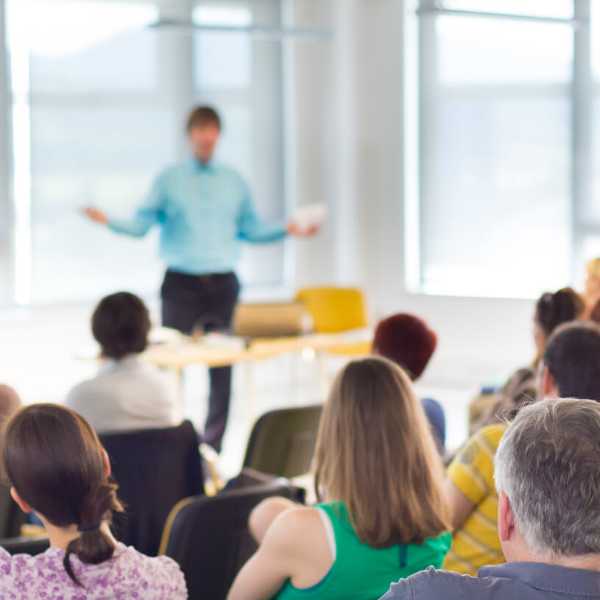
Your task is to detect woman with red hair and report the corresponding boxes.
[372,314,445,454]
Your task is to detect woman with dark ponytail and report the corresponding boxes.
[1,404,187,599]
[471,287,584,432]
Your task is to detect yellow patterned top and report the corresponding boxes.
[443,423,508,575]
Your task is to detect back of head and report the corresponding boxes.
[2,404,122,584]
[372,314,437,380]
[495,398,600,558]
[535,287,584,339]
[314,357,449,548]
[543,322,600,400]
[92,292,151,360]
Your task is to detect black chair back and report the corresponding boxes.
[0,536,49,555]
[163,481,302,600]
[0,483,26,539]
[242,405,323,478]
[100,420,204,556]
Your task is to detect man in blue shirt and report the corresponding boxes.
[380,395,600,600]
[84,106,315,452]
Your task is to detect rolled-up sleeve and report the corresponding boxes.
[108,174,166,238]
[236,183,287,244]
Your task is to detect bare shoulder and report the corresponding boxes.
[264,506,328,557]
[269,506,324,540]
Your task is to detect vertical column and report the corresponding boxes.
[572,0,592,282]
[158,0,195,161]
[291,0,337,287]
[0,0,13,306]
[331,0,359,284]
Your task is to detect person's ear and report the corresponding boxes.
[10,487,32,514]
[541,365,559,397]
[498,491,515,542]
[102,449,111,479]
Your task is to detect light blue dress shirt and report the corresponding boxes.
[108,158,287,275]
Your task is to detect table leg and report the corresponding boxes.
[245,361,256,423]
[317,352,329,399]
[173,366,184,422]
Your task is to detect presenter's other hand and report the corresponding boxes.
[83,207,108,225]
[287,222,319,237]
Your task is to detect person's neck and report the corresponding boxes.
[511,551,600,571]
[549,553,600,571]
[193,154,213,166]
[43,520,116,550]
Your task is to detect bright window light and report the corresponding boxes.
[440,0,573,19]
[193,5,253,27]
[8,0,157,58]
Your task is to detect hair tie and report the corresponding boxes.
[77,523,101,533]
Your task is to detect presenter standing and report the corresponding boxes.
[84,106,316,452]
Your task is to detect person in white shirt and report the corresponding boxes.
[66,292,177,434]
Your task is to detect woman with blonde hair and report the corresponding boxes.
[584,257,600,318]
[227,357,451,600]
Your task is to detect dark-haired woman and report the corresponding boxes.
[66,292,178,434]
[471,287,584,433]
[1,404,187,599]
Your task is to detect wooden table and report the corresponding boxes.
[143,333,372,419]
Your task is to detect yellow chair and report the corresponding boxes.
[295,287,372,355]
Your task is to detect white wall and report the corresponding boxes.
[0,0,537,406]
[293,0,536,389]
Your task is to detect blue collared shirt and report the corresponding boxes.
[380,563,600,600]
[108,159,287,275]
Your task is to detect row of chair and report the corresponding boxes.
[99,404,321,557]
[0,480,304,600]
[0,404,324,599]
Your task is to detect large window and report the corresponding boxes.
[2,0,293,307]
[406,0,600,298]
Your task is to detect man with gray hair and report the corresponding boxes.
[380,397,600,599]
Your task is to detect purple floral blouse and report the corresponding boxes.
[0,542,187,599]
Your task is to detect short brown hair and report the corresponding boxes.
[186,106,221,132]
[3,404,123,585]
[92,292,150,360]
[314,357,450,548]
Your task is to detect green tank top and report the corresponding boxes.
[273,502,451,600]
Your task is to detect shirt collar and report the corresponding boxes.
[99,354,142,374]
[190,156,217,173]
[479,562,600,597]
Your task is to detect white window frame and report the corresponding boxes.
[405,0,600,299]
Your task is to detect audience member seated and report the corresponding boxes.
[443,321,600,576]
[66,292,178,434]
[227,357,451,600]
[372,313,445,453]
[0,403,186,598]
[471,287,584,433]
[583,257,600,318]
[381,397,600,600]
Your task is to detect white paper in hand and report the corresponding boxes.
[292,203,328,230]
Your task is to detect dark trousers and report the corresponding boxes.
[161,270,240,453]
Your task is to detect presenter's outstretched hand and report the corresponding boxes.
[287,223,319,237]
[83,207,109,225]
